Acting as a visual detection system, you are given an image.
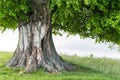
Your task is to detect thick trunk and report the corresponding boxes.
[7,0,76,73]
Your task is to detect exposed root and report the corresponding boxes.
[63,62,77,71]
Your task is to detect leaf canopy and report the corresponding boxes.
[0,0,120,45]
[0,0,30,30]
[50,0,120,44]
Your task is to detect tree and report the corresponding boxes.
[0,0,120,73]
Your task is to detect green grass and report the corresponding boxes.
[62,55,120,75]
[0,51,12,67]
[0,52,120,80]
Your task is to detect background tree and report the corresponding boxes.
[0,0,120,73]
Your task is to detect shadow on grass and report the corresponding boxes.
[64,59,101,74]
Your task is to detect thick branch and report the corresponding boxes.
[29,0,48,7]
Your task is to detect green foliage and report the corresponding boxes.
[51,0,89,36]
[0,0,120,45]
[0,52,120,80]
[84,0,120,44]
[0,0,30,30]
[50,0,120,45]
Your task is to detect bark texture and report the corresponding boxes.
[7,0,76,73]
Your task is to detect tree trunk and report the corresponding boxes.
[7,0,76,73]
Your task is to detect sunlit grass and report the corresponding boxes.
[0,51,12,67]
[62,55,120,79]
[62,55,120,74]
[0,51,120,80]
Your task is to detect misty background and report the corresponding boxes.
[0,29,120,59]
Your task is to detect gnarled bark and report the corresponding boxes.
[7,0,76,73]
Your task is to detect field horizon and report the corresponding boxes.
[0,51,120,80]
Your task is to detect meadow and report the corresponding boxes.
[0,51,120,80]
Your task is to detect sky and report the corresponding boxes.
[0,29,120,59]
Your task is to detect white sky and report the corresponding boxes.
[0,29,120,59]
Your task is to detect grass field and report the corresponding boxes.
[0,51,120,80]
